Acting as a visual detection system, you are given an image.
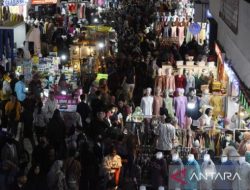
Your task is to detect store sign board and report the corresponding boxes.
[219,0,239,34]
[3,0,27,6]
[32,0,57,4]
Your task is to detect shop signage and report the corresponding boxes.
[219,0,239,34]
[3,0,27,6]
[32,0,57,4]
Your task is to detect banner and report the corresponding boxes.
[32,0,57,4]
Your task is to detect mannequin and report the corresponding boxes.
[153,87,163,116]
[200,154,216,190]
[178,21,185,45]
[210,91,224,117]
[185,154,201,190]
[154,68,164,92]
[200,88,210,108]
[171,22,177,37]
[140,88,154,117]
[175,68,186,89]
[163,90,174,117]
[233,156,250,190]
[169,153,184,190]
[174,88,187,128]
[186,88,201,121]
[214,155,234,190]
[150,152,167,189]
[163,22,170,38]
[164,68,175,92]
[185,70,195,94]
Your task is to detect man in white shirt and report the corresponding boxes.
[44,91,58,122]
[154,115,175,158]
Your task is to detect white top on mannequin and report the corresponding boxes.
[140,88,154,117]
[139,186,146,190]
[221,156,228,163]
[188,154,195,162]
[158,186,165,190]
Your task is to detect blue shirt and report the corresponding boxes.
[15,81,26,101]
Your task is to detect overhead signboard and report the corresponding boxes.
[32,0,57,4]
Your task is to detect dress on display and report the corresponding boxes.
[163,25,170,38]
[185,75,195,93]
[164,75,175,92]
[178,26,185,45]
[171,26,177,37]
[140,96,154,117]
[198,22,206,45]
[153,96,163,116]
[174,95,187,128]
[154,76,164,91]
[186,96,201,120]
[209,95,224,117]
[175,75,186,89]
[163,97,174,117]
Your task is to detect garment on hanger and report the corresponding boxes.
[209,95,224,117]
[175,75,186,89]
[164,75,175,92]
[171,25,177,37]
[174,95,187,128]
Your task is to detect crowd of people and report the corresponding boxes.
[1,1,250,190]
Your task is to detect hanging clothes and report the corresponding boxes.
[186,96,201,120]
[140,96,154,117]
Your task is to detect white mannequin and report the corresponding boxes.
[158,186,164,190]
[172,153,180,161]
[139,186,146,190]
[239,156,246,164]
[221,156,228,163]
[187,154,195,162]
[156,152,164,160]
[200,89,210,108]
[140,88,154,117]
[203,154,211,162]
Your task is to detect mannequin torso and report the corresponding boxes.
[175,74,186,89]
[174,90,187,128]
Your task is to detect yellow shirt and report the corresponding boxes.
[5,101,22,121]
